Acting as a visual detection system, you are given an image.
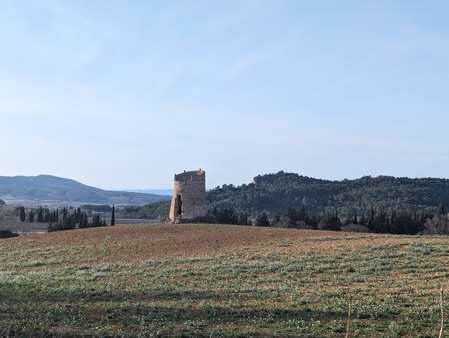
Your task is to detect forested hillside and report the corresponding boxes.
[207,171,449,217]
[85,171,449,235]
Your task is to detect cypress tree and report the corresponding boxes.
[28,210,35,223]
[79,212,89,228]
[37,207,43,223]
[19,207,26,222]
[111,205,115,226]
[43,209,50,223]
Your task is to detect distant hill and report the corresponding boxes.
[0,175,171,207]
[120,189,172,196]
[207,171,449,217]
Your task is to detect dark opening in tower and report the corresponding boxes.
[176,194,182,217]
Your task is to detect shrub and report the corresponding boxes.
[0,230,19,238]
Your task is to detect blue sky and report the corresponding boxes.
[1,1,449,189]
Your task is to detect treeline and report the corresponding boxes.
[80,204,114,212]
[17,206,54,223]
[208,171,449,219]
[47,207,112,232]
[212,204,449,235]
[120,201,170,219]
[15,206,114,232]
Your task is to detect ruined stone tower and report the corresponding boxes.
[169,169,207,223]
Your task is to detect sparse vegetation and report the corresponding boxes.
[1,223,449,336]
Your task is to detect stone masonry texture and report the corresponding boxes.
[169,169,206,222]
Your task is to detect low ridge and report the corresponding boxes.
[0,175,171,207]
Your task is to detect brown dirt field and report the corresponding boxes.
[1,223,370,264]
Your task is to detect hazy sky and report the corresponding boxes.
[1,1,449,189]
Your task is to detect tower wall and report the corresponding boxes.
[169,169,206,222]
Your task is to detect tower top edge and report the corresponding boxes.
[174,169,205,181]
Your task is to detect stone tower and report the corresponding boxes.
[169,169,206,223]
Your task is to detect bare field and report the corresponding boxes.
[2,223,366,263]
[0,220,48,233]
[0,217,155,234]
[1,224,449,337]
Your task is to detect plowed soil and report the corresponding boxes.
[3,223,366,264]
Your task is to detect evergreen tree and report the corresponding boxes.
[28,210,35,223]
[111,205,115,226]
[308,210,319,230]
[283,205,297,226]
[415,211,428,233]
[91,213,102,227]
[37,207,43,223]
[74,207,81,224]
[353,212,358,225]
[51,210,57,223]
[368,206,375,231]
[212,207,238,224]
[19,207,26,222]
[79,212,89,229]
[437,203,446,215]
[63,213,76,230]
[318,212,341,231]
[271,212,281,226]
[297,205,306,221]
[372,205,389,233]
[43,209,50,223]
[255,211,270,227]
[62,208,68,227]
[62,207,67,222]
[238,211,248,225]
